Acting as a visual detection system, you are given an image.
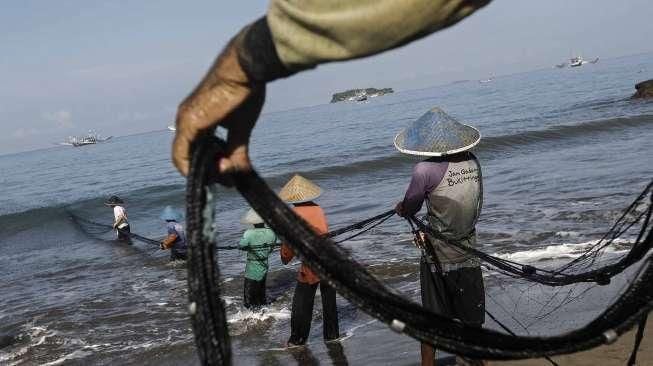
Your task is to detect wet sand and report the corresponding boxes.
[491,316,652,366]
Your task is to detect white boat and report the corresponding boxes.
[59,131,112,147]
[479,76,494,84]
[569,56,587,67]
[167,125,176,131]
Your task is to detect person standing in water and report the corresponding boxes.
[239,208,278,309]
[159,206,188,261]
[394,108,486,366]
[279,174,339,346]
[105,195,131,243]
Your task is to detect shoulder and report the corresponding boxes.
[295,203,324,216]
[261,228,277,239]
[413,161,447,176]
[261,227,276,235]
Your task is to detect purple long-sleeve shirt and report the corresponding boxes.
[401,160,449,216]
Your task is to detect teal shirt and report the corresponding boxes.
[239,228,277,281]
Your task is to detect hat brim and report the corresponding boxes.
[240,209,265,225]
[240,217,264,225]
[283,192,321,204]
[393,126,481,157]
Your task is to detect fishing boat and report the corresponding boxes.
[59,131,112,147]
[569,56,587,67]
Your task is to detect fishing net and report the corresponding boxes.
[184,136,653,365]
[68,213,162,247]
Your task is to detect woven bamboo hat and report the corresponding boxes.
[241,208,264,225]
[394,107,481,156]
[278,174,322,204]
[160,206,182,222]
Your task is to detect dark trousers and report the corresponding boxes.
[288,281,339,345]
[117,225,131,243]
[243,276,267,309]
[170,250,187,261]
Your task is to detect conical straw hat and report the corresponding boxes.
[241,208,264,225]
[278,174,322,204]
[394,107,481,156]
[160,205,182,221]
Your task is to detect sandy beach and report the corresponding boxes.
[492,316,652,366]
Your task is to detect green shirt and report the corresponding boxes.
[239,228,277,281]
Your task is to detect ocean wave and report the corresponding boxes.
[261,113,653,181]
[0,325,56,365]
[226,305,292,336]
[227,307,291,325]
[492,239,631,263]
[479,114,652,152]
[41,349,93,366]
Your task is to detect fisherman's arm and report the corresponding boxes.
[112,215,125,229]
[396,166,428,217]
[161,233,178,250]
[280,243,294,264]
[172,0,491,176]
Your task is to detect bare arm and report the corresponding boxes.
[280,243,294,264]
[161,233,178,250]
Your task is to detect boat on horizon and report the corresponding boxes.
[569,56,587,67]
[479,76,494,84]
[58,131,112,147]
[167,125,176,131]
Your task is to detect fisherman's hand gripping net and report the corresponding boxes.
[186,136,653,366]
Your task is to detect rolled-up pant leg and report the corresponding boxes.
[288,281,318,345]
[320,282,340,340]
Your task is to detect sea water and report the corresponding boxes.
[1,53,652,365]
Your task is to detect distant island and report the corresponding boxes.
[330,88,394,103]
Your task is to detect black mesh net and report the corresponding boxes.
[183,137,653,365]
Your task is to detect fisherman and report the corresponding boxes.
[279,175,339,346]
[105,195,131,243]
[170,1,492,178]
[159,206,188,261]
[239,208,278,309]
[394,108,486,366]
